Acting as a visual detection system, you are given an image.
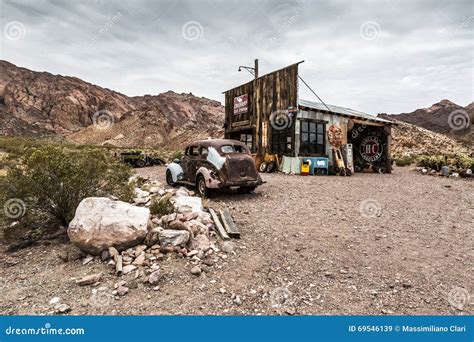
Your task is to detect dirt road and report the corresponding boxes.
[1,166,472,315]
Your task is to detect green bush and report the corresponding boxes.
[416,154,474,171]
[1,145,134,230]
[416,155,446,171]
[455,154,474,170]
[394,155,414,167]
[149,193,174,216]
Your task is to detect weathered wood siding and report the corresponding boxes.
[224,63,300,154]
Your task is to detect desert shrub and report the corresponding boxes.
[170,150,183,162]
[1,145,134,230]
[149,193,174,217]
[454,154,474,170]
[394,155,414,167]
[416,155,446,171]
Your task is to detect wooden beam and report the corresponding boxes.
[209,208,230,240]
[220,208,241,239]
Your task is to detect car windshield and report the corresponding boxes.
[220,145,247,154]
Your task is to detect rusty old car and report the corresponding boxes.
[166,139,263,196]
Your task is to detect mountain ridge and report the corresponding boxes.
[0,60,224,148]
[0,60,471,155]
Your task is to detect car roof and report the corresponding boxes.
[187,139,247,148]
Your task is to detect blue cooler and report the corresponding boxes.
[303,157,329,175]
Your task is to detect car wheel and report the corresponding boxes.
[266,161,277,173]
[259,161,268,173]
[196,174,210,197]
[135,159,146,168]
[166,170,176,186]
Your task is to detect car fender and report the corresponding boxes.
[196,166,222,189]
[167,163,184,182]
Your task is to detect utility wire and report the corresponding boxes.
[298,75,331,113]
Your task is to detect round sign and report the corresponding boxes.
[360,136,383,162]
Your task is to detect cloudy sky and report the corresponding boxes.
[1,0,472,114]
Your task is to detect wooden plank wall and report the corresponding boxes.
[224,63,299,154]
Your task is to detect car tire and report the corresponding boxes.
[135,159,146,168]
[259,161,268,173]
[166,170,176,186]
[196,174,210,197]
[266,161,277,173]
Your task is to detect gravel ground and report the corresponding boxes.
[1,166,472,315]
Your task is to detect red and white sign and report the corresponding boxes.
[233,94,248,115]
[360,136,383,162]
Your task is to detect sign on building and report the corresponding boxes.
[360,136,383,162]
[233,94,248,114]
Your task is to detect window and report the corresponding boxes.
[300,120,325,155]
[189,146,199,156]
[271,124,293,155]
[240,133,253,150]
[200,146,208,156]
[221,145,235,154]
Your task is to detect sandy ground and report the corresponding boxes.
[0,166,472,315]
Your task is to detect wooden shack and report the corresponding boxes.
[223,61,393,173]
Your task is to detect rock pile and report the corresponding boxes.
[66,176,236,297]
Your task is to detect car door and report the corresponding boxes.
[184,145,200,182]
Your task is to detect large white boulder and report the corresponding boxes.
[68,197,150,255]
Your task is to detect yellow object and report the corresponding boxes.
[301,161,310,175]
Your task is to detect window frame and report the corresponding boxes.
[188,145,200,156]
[239,133,253,151]
[299,119,326,156]
[270,122,294,156]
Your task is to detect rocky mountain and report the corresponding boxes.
[379,99,473,145]
[0,60,224,149]
[390,121,470,157]
[1,60,471,156]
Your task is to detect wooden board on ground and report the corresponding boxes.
[220,208,241,239]
[209,208,230,240]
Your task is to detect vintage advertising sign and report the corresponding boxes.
[233,94,248,114]
[360,136,383,162]
[232,120,250,128]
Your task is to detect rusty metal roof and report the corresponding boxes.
[298,99,392,124]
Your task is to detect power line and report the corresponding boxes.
[298,75,332,113]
